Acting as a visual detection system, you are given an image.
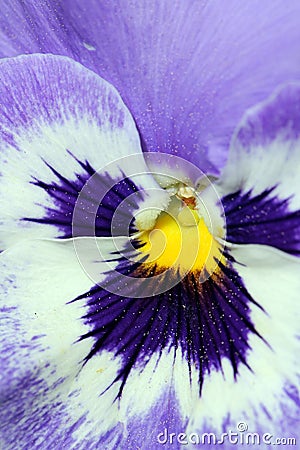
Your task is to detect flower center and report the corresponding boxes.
[135,185,224,278]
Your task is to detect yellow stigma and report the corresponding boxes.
[136,196,223,277]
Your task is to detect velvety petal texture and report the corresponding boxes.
[0,3,300,450]
[0,1,300,172]
[1,240,299,449]
[0,54,169,250]
[218,83,300,255]
[0,239,187,450]
[188,244,300,449]
[0,240,107,449]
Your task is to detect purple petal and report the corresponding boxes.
[1,1,300,172]
[0,54,168,250]
[218,83,300,255]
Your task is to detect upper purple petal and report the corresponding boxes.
[1,1,300,172]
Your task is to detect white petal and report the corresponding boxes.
[218,83,300,209]
[0,54,168,250]
[187,244,300,442]
[0,239,185,448]
[0,239,124,447]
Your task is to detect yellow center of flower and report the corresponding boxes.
[135,196,223,277]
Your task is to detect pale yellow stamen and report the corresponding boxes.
[136,195,223,277]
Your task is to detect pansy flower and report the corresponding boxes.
[0,2,300,449]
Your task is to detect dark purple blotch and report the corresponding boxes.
[223,187,300,255]
[23,154,143,238]
[72,248,265,399]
